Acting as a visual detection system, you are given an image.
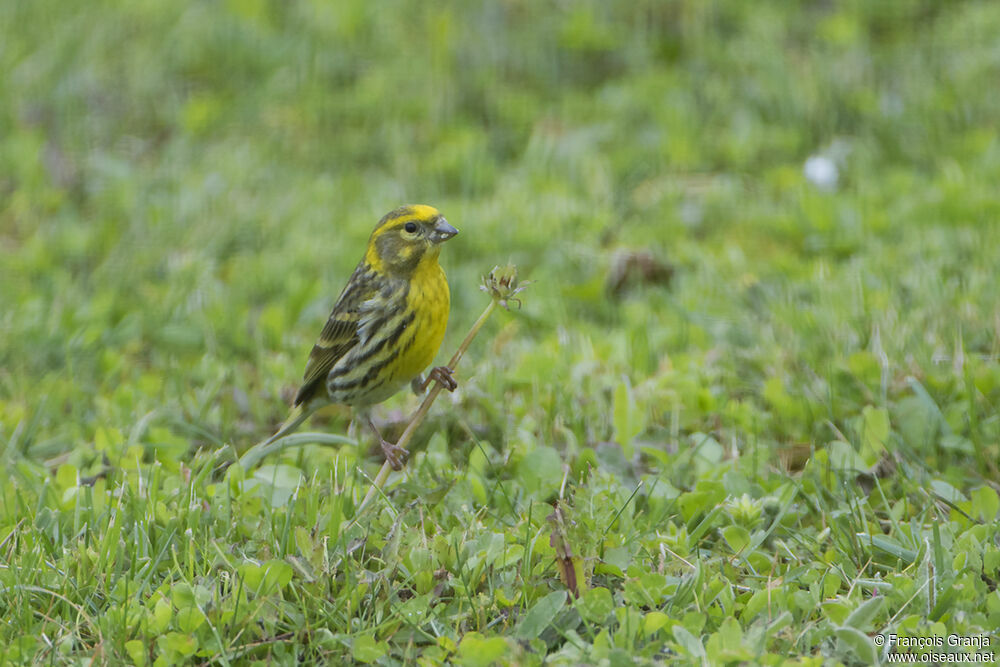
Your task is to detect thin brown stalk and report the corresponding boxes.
[355,298,498,515]
[353,263,529,516]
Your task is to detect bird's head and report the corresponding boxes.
[366,205,458,276]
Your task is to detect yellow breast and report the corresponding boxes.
[393,257,450,383]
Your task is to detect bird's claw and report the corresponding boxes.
[381,440,409,470]
[424,365,457,392]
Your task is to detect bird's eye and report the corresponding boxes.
[404,222,417,234]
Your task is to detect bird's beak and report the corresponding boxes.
[431,217,459,243]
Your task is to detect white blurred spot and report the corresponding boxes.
[804,155,838,191]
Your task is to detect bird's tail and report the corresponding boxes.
[257,402,316,449]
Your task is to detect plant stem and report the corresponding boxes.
[238,433,356,470]
[355,299,498,515]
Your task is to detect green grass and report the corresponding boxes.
[2,0,1000,664]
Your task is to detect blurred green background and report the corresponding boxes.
[4,0,998,461]
[2,0,1000,663]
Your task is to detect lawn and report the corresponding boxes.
[2,1,999,664]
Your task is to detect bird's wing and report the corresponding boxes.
[293,267,377,406]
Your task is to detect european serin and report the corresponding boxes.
[262,204,459,468]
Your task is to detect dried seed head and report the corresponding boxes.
[480,264,530,310]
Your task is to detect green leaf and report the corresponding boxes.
[690,432,724,465]
[7,636,37,662]
[706,616,752,663]
[857,533,918,563]
[125,639,147,667]
[498,544,524,568]
[971,486,1000,521]
[578,587,614,624]
[294,526,314,558]
[171,583,196,609]
[742,590,768,622]
[239,559,294,595]
[930,583,960,621]
[834,626,876,664]
[930,478,966,503]
[55,464,78,490]
[151,598,173,633]
[765,611,794,636]
[351,634,385,664]
[940,434,974,454]
[721,525,750,553]
[239,563,264,590]
[844,596,884,631]
[516,446,563,497]
[983,547,1000,579]
[825,440,866,471]
[456,633,509,667]
[261,559,294,590]
[176,606,206,633]
[823,571,844,597]
[627,571,669,607]
[821,600,850,625]
[598,546,630,577]
[643,611,671,636]
[253,464,305,506]
[859,406,890,466]
[516,591,567,640]
[162,632,198,658]
[671,625,705,658]
[893,394,940,449]
[614,380,645,457]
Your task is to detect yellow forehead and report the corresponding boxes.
[384,204,440,227]
[403,204,439,221]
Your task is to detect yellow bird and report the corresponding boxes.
[262,204,458,468]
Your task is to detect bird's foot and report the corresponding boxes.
[381,440,409,470]
[417,366,457,393]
